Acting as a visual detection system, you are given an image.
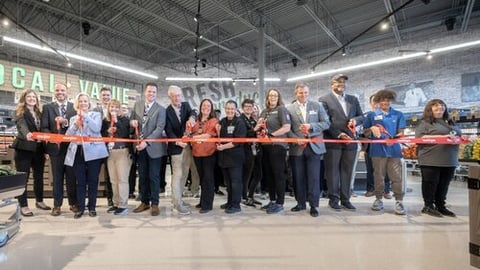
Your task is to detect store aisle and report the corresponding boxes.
[0,176,473,270]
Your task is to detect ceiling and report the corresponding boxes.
[0,0,479,79]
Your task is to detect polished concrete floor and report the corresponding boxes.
[0,175,475,270]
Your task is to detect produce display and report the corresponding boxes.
[472,139,480,160]
[0,165,16,176]
[402,144,417,159]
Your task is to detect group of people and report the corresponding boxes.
[11,74,460,219]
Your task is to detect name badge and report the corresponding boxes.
[227,126,235,134]
[374,115,383,121]
[309,110,316,115]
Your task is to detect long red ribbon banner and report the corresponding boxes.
[31,132,470,145]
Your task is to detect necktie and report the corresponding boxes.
[60,104,66,118]
[144,104,150,115]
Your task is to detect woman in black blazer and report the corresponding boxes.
[216,100,247,214]
[12,89,50,216]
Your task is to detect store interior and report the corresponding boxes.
[0,0,480,269]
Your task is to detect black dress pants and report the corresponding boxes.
[14,148,45,207]
[420,165,455,209]
[262,144,287,205]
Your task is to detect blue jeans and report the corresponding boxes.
[137,150,162,205]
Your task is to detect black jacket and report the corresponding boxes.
[12,110,43,153]
[217,116,246,168]
[165,102,196,155]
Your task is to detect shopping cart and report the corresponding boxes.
[0,172,27,247]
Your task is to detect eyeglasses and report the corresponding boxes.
[268,94,279,97]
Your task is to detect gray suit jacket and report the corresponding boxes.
[287,101,330,156]
[93,105,105,119]
[130,100,167,159]
[318,92,364,150]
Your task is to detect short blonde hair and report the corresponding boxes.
[74,93,91,111]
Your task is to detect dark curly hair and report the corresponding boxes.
[373,89,396,103]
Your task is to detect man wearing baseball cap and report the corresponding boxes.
[318,74,364,211]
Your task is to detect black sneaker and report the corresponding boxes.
[215,190,225,195]
[107,206,118,213]
[421,206,443,217]
[114,208,128,216]
[437,207,456,217]
[220,202,229,209]
[225,207,241,214]
[261,201,274,210]
[199,208,212,214]
[266,203,284,214]
[243,198,256,207]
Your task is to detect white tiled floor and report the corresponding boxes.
[0,176,475,270]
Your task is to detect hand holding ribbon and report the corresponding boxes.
[347,119,358,139]
[76,112,83,129]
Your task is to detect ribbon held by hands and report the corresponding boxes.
[31,132,471,145]
[55,117,61,132]
[77,114,83,129]
[348,121,357,139]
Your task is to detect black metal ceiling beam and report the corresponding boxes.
[461,0,476,32]
[383,0,402,45]
[116,0,257,64]
[208,0,305,62]
[311,0,415,71]
[0,7,70,63]
[302,1,345,48]
[14,0,205,69]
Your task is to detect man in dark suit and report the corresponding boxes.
[130,82,167,216]
[318,74,363,211]
[165,85,197,215]
[288,83,330,217]
[41,82,78,216]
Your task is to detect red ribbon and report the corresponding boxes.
[31,132,470,145]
